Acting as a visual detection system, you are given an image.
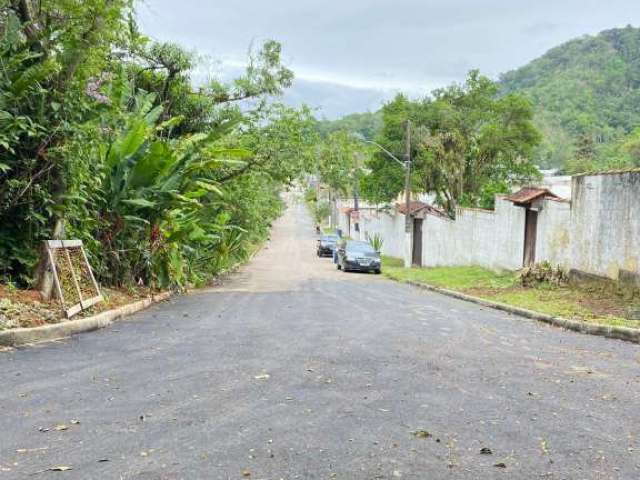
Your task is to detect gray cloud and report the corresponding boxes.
[138,0,639,117]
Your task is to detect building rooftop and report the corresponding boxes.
[505,187,561,205]
[396,201,448,218]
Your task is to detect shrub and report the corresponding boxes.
[313,201,331,226]
[519,262,568,287]
[366,232,384,252]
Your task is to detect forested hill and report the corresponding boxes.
[500,25,640,171]
[315,111,382,139]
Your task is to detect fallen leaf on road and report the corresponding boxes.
[49,465,73,471]
[493,462,507,468]
[411,430,432,439]
[16,447,48,454]
[480,447,492,455]
[241,469,251,477]
[540,439,549,455]
[54,425,68,431]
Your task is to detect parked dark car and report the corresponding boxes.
[336,240,381,274]
[317,234,340,257]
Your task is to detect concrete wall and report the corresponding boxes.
[336,199,350,236]
[331,171,639,281]
[535,198,572,268]
[358,208,406,259]
[570,172,640,281]
[541,175,572,199]
[422,198,525,270]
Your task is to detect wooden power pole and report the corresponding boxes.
[403,120,412,267]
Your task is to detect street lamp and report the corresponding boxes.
[360,139,405,167]
[354,121,412,268]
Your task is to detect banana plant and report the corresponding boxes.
[99,93,253,288]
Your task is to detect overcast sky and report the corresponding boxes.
[137,0,640,118]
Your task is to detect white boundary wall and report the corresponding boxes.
[570,172,640,281]
[359,209,406,259]
[535,198,572,268]
[422,198,525,270]
[332,171,639,281]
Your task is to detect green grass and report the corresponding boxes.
[382,257,516,290]
[490,289,637,328]
[381,255,404,268]
[381,256,638,330]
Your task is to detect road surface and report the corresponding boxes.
[1,198,639,479]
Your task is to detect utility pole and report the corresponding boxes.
[353,152,363,239]
[404,120,412,268]
[352,127,412,265]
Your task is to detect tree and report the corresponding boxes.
[0,0,136,282]
[359,95,410,204]
[312,202,331,226]
[565,133,598,173]
[362,72,541,214]
[316,131,363,195]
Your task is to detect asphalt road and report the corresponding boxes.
[1,198,639,480]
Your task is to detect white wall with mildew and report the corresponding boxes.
[332,171,639,281]
[423,198,525,270]
[535,198,572,268]
[570,172,640,281]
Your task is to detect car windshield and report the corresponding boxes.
[346,242,376,254]
[321,235,339,242]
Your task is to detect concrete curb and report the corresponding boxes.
[0,291,173,348]
[404,280,640,344]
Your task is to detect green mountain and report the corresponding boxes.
[316,111,383,140]
[500,25,640,171]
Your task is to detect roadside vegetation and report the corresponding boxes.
[0,1,321,328]
[0,1,318,293]
[382,257,638,329]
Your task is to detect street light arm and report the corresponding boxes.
[362,140,406,168]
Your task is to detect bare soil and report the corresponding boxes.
[0,284,154,330]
